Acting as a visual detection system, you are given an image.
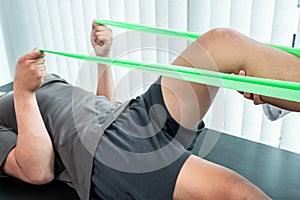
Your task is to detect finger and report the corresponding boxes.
[23,48,44,60]
[232,72,244,95]
[40,70,47,80]
[244,92,253,100]
[93,31,112,40]
[94,24,111,32]
[92,23,106,31]
[96,36,112,45]
[238,70,246,76]
[96,35,112,41]
[253,94,264,105]
[92,29,109,41]
[95,31,112,37]
[92,21,101,28]
[94,33,111,41]
[238,91,244,95]
[33,58,45,64]
[36,64,47,71]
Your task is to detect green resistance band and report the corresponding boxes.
[40,49,300,102]
[94,19,300,58]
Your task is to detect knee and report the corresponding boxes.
[196,28,240,51]
[199,28,238,43]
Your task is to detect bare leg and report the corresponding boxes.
[173,155,270,200]
[159,28,300,199]
[162,28,300,129]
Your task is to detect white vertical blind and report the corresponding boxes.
[167,0,188,63]
[210,0,231,28]
[280,113,300,152]
[188,0,211,33]
[155,0,169,66]
[140,0,159,87]
[0,0,299,153]
[124,0,143,97]
[0,20,11,85]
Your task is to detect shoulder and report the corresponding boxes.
[42,74,68,87]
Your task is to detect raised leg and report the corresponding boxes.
[160,28,300,199]
[161,28,300,129]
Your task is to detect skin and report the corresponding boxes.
[235,70,265,105]
[91,22,115,102]
[2,49,53,184]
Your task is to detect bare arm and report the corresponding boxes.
[2,49,54,184]
[91,22,114,102]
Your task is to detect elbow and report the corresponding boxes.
[26,171,54,185]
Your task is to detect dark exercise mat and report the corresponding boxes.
[194,129,300,200]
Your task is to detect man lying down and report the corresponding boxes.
[0,21,300,200]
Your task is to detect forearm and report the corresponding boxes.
[260,96,300,112]
[13,91,54,183]
[96,63,115,101]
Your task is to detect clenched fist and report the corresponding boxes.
[91,22,113,57]
[14,48,47,94]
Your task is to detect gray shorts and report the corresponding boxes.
[91,77,205,200]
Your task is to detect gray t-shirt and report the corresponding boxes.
[0,74,127,200]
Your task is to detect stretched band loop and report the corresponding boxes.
[94,19,300,58]
[40,49,300,103]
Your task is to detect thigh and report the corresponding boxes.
[161,73,218,130]
[173,155,270,200]
[160,38,220,129]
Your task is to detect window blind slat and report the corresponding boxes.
[271,0,298,46]
[108,0,130,102]
[210,0,231,28]
[260,116,281,147]
[36,0,59,76]
[0,20,11,84]
[188,0,211,33]
[155,0,169,65]
[280,113,300,153]
[124,0,144,96]
[140,0,159,86]
[168,0,188,63]
[250,0,275,42]
[56,0,78,83]
[230,0,252,35]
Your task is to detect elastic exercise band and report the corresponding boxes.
[40,49,300,102]
[94,19,300,58]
